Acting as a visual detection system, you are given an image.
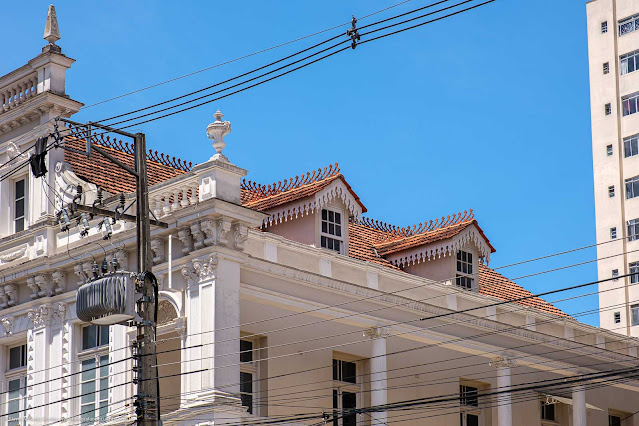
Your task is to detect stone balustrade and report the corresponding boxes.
[1,71,39,113]
[151,176,199,218]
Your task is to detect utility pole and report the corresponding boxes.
[58,119,161,424]
[134,132,161,424]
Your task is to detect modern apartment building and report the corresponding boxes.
[587,0,639,336]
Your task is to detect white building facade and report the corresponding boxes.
[0,6,638,426]
[587,0,639,336]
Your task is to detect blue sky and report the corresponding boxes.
[5,1,600,325]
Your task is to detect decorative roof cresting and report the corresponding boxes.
[206,109,232,163]
[44,4,61,45]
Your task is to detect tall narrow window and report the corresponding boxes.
[624,134,639,158]
[456,251,474,290]
[7,344,28,426]
[626,176,639,199]
[240,339,256,414]
[460,384,481,426]
[630,262,639,284]
[604,62,610,74]
[631,304,639,326]
[611,227,617,239]
[609,414,622,426]
[628,218,639,241]
[540,400,556,421]
[607,144,613,156]
[80,355,108,424]
[606,103,612,115]
[613,269,619,280]
[14,179,25,233]
[333,358,358,426]
[321,209,343,253]
[610,185,616,198]
[602,21,608,33]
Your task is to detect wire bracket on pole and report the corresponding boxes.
[346,16,360,49]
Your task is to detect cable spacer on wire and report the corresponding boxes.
[346,15,360,49]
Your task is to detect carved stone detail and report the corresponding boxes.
[150,238,165,265]
[4,284,17,306]
[1,316,14,336]
[177,227,194,254]
[28,305,51,329]
[26,277,39,299]
[0,286,7,308]
[363,326,392,340]
[175,317,187,337]
[181,266,198,285]
[36,274,55,297]
[193,254,217,281]
[200,219,216,246]
[233,223,248,250]
[52,271,66,294]
[216,219,231,247]
[489,356,517,368]
[157,300,178,325]
[191,222,206,250]
[114,251,129,272]
[50,303,66,326]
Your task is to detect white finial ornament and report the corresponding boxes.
[44,5,61,44]
[206,109,232,162]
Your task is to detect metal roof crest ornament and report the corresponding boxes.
[206,109,232,163]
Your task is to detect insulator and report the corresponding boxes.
[78,213,90,237]
[101,258,109,274]
[101,218,113,240]
[58,208,71,232]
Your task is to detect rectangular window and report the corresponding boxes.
[602,21,608,33]
[456,251,474,290]
[240,339,255,414]
[626,176,639,199]
[613,269,619,280]
[632,304,639,326]
[333,358,358,426]
[622,92,639,116]
[80,354,108,424]
[460,384,482,426]
[621,49,639,75]
[611,227,618,239]
[628,218,639,241]
[82,325,109,350]
[606,103,613,115]
[7,376,27,426]
[609,414,622,426]
[14,179,25,233]
[460,385,479,407]
[610,185,616,197]
[614,311,621,324]
[8,345,26,370]
[540,401,556,421]
[604,62,610,74]
[630,262,639,284]
[619,14,639,36]
[624,134,639,157]
[607,144,614,155]
[321,209,343,253]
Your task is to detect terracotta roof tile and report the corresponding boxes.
[478,263,568,317]
[348,222,401,270]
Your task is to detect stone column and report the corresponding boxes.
[572,384,587,426]
[175,317,188,406]
[26,304,52,424]
[364,326,391,425]
[490,356,516,426]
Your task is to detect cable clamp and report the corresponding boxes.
[346,16,360,49]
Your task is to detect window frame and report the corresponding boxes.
[624,134,639,158]
[602,21,608,33]
[611,227,618,239]
[455,250,475,290]
[606,103,613,115]
[332,354,360,426]
[604,62,610,74]
[320,208,345,254]
[628,218,639,241]
[78,353,109,425]
[540,400,558,425]
[240,337,257,415]
[613,269,619,280]
[12,176,27,234]
[7,344,27,371]
[610,185,616,198]
[6,373,27,426]
[459,382,484,426]
[239,334,266,416]
[626,176,639,199]
[607,144,613,156]
[619,14,639,36]
[621,49,639,75]
[622,93,639,116]
[631,304,639,326]
[630,262,639,285]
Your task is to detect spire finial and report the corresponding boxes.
[44,5,61,44]
[206,109,232,163]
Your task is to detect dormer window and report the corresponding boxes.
[14,178,25,233]
[321,209,343,253]
[456,250,474,290]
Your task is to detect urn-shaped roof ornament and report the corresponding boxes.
[44,4,61,44]
[206,109,232,163]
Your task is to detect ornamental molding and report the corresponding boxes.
[151,237,165,265]
[51,302,67,326]
[0,243,28,265]
[489,355,518,368]
[363,325,393,339]
[261,179,363,228]
[181,254,218,285]
[28,304,51,329]
[178,227,194,254]
[244,257,634,364]
[54,161,99,211]
[1,316,13,337]
[157,300,178,326]
[385,225,492,267]
[51,270,65,294]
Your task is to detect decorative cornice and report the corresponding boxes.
[489,355,517,368]
[363,326,393,340]
[182,254,218,285]
[261,179,363,227]
[385,225,492,267]
[0,243,28,265]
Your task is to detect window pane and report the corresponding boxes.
[322,209,327,220]
[83,326,97,350]
[333,390,338,426]
[321,236,327,248]
[240,340,253,363]
[333,359,339,381]
[322,222,328,233]
[467,414,479,426]
[15,180,24,199]
[15,199,24,218]
[328,211,334,222]
[335,212,341,224]
[329,223,334,235]
[336,225,342,237]
[342,361,356,383]
[240,372,253,414]
[342,392,357,426]
[9,346,23,369]
[99,326,109,347]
